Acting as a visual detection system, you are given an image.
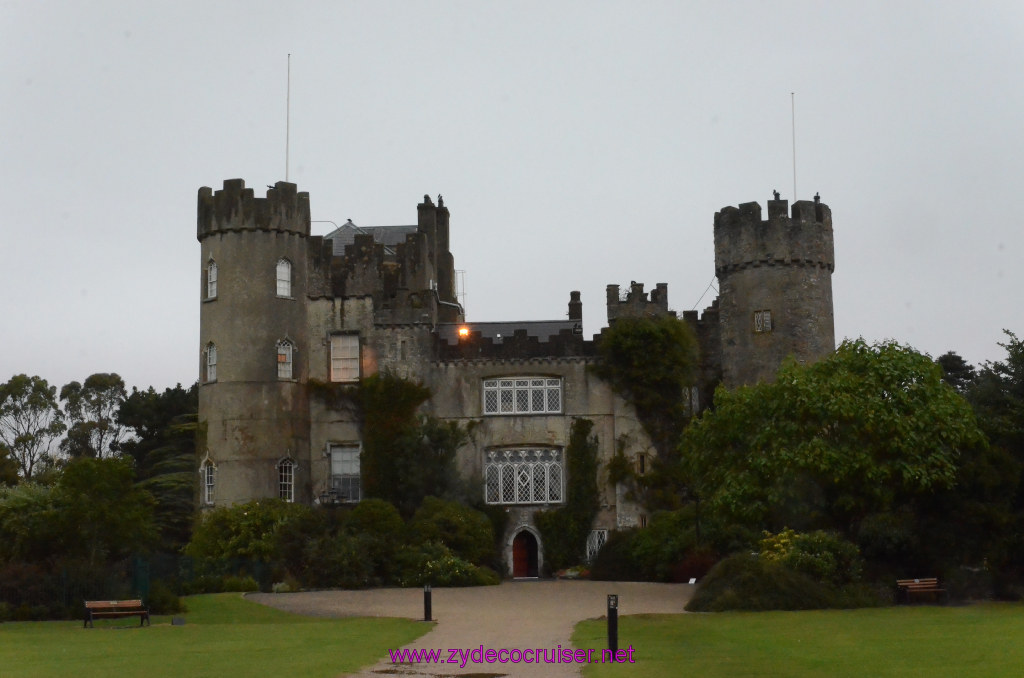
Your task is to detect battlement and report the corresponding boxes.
[435,326,596,361]
[606,281,672,324]
[713,198,834,276]
[197,179,311,240]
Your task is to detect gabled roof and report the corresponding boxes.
[323,220,418,256]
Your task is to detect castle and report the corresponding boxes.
[196,179,835,576]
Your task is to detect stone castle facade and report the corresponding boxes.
[196,179,835,576]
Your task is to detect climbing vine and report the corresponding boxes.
[535,417,600,572]
[309,373,467,518]
[592,314,699,462]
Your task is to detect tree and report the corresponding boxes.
[937,351,977,395]
[117,383,199,549]
[53,457,157,565]
[0,444,17,486]
[965,331,1024,594]
[683,339,986,539]
[592,314,699,462]
[0,374,66,479]
[59,373,128,458]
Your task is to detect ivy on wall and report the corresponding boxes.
[591,314,698,463]
[309,374,467,518]
[535,417,600,572]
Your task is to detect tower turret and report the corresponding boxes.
[197,179,312,505]
[714,197,835,387]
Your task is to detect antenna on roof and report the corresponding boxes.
[285,54,291,182]
[791,91,797,200]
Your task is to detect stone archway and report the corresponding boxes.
[511,529,539,578]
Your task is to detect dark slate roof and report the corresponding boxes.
[436,320,581,345]
[323,221,418,255]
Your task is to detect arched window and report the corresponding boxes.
[278,458,296,502]
[199,457,216,505]
[276,259,292,297]
[277,340,294,379]
[206,260,218,299]
[204,343,217,382]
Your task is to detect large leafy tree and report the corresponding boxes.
[117,383,199,549]
[60,373,128,458]
[592,314,699,462]
[0,374,66,479]
[965,331,1024,592]
[683,339,986,538]
[0,457,155,565]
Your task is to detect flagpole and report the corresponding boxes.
[286,54,291,182]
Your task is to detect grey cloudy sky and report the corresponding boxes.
[2,0,1022,392]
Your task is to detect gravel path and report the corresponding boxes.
[248,580,693,678]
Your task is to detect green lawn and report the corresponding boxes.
[572,603,1024,678]
[0,593,431,678]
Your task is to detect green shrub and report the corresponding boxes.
[301,533,375,589]
[760,528,864,586]
[686,552,885,612]
[146,580,184,614]
[590,530,641,581]
[186,499,313,562]
[221,575,259,592]
[409,497,495,566]
[686,553,840,611]
[396,541,497,587]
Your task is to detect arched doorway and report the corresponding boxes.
[512,530,539,578]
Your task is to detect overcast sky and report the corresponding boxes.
[2,0,1022,393]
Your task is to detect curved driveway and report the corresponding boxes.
[249,580,693,678]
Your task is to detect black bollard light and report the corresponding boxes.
[424,584,432,621]
[607,594,618,661]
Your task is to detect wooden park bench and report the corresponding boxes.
[895,578,947,604]
[84,599,150,628]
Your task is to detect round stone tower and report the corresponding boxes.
[197,179,312,505]
[714,197,835,387]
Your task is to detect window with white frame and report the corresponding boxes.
[483,378,562,415]
[484,448,564,505]
[278,458,295,502]
[277,340,294,379]
[329,444,360,502]
[330,334,360,382]
[585,529,608,563]
[753,309,773,333]
[200,459,216,505]
[204,343,217,382]
[206,260,218,299]
[276,259,292,297]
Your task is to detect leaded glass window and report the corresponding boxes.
[754,309,773,333]
[483,448,564,505]
[482,377,562,415]
[585,530,608,563]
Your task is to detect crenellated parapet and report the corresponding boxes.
[436,328,596,361]
[197,179,310,241]
[606,281,672,324]
[714,199,834,277]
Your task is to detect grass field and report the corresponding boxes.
[572,603,1024,678]
[0,593,431,678]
